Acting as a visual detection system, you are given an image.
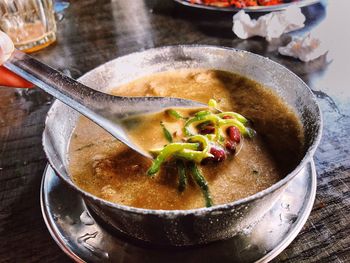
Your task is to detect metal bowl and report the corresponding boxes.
[42,45,322,246]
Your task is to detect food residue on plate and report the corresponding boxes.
[189,0,286,8]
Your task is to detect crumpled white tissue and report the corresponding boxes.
[232,6,305,41]
[278,33,328,62]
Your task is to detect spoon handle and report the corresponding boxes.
[4,49,147,154]
[3,50,125,137]
[4,50,204,119]
[4,50,103,111]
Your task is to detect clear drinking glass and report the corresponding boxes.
[0,0,57,53]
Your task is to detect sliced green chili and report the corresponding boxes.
[184,113,220,137]
[175,148,212,163]
[188,134,210,153]
[147,143,200,176]
[217,112,249,125]
[205,134,216,141]
[219,118,254,138]
[174,135,212,162]
[195,110,212,118]
[196,120,213,130]
[189,162,213,207]
[160,122,173,143]
[208,99,217,109]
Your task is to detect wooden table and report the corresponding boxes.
[0,0,349,262]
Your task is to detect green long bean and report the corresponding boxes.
[160,122,173,143]
[176,160,187,192]
[189,162,213,207]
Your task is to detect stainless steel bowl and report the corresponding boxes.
[42,45,322,246]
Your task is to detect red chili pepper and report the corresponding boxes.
[0,66,34,88]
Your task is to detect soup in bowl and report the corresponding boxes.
[43,45,321,246]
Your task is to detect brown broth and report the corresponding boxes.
[68,69,304,210]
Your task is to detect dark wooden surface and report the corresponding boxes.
[0,0,349,262]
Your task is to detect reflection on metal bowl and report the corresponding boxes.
[42,45,322,246]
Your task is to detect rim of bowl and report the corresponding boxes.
[43,44,323,217]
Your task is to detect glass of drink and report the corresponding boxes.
[0,0,57,53]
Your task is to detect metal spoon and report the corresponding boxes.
[4,50,204,158]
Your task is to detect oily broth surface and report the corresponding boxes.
[69,69,304,210]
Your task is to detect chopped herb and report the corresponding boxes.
[246,127,256,138]
[160,122,173,143]
[166,109,185,120]
[75,143,94,152]
[75,139,116,152]
[252,169,259,175]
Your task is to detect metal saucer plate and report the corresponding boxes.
[41,160,317,263]
[174,0,319,12]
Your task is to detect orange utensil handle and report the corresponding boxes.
[0,65,34,88]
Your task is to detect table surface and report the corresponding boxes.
[1,0,349,262]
